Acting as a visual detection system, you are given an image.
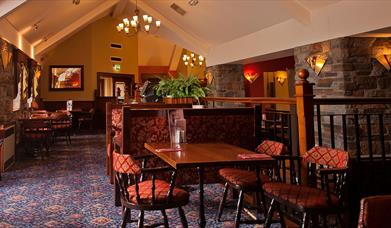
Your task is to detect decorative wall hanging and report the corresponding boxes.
[21,63,29,99]
[49,65,84,91]
[244,72,259,83]
[33,66,41,98]
[305,52,328,75]
[375,54,391,71]
[0,40,13,72]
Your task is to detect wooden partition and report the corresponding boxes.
[119,107,257,184]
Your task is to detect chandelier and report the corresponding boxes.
[116,0,161,35]
[182,52,204,67]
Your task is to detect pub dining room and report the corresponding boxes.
[0,0,391,227]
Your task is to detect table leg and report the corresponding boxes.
[114,175,121,206]
[198,167,206,228]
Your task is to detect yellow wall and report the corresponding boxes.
[40,16,138,101]
[263,71,290,111]
[40,25,94,101]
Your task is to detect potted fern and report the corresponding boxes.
[155,74,209,105]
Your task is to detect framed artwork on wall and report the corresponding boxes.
[49,65,84,91]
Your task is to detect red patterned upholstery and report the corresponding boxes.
[263,182,339,209]
[127,180,189,205]
[219,168,270,190]
[358,195,391,228]
[304,146,349,168]
[112,151,141,175]
[256,140,285,156]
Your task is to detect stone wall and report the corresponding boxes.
[0,39,39,126]
[205,64,245,107]
[294,37,391,156]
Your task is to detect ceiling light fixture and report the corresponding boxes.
[72,0,80,5]
[182,52,204,67]
[116,0,161,36]
[188,0,199,6]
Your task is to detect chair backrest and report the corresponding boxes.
[304,146,349,198]
[30,113,49,119]
[358,195,391,228]
[303,146,349,168]
[22,119,51,135]
[256,140,285,156]
[112,150,141,175]
[51,112,69,121]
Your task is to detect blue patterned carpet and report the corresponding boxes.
[0,134,272,227]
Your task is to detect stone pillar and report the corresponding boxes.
[294,37,391,154]
[205,64,245,107]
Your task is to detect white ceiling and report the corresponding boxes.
[2,0,391,65]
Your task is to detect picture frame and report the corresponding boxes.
[49,65,84,91]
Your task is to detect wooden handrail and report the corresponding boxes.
[204,97,296,105]
[314,97,391,105]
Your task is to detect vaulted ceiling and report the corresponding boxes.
[1,0,391,66]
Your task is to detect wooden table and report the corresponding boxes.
[144,142,274,228]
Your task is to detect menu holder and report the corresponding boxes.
[237,153,271,159]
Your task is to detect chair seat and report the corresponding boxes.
[127,180,189,205]
[219,168,270,190]
[263,182,339,210]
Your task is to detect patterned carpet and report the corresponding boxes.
[0,134,274,227]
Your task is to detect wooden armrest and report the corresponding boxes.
[141,166,174,174]
[318,167,348,175]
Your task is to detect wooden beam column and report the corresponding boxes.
[295,69,315,183]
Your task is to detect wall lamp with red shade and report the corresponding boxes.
[244,72,259,83]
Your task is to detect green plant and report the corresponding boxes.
[154,74,210,103]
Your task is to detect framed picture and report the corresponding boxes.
[49,65,84,90]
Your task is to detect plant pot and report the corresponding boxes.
[163,97,193,104]
[192,105,205,109]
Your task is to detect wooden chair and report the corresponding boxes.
[78,108,95,131]
[217,140,286,228]
[264,146,350,228]
[21,119,52,158]
[113,150,189,228]
[51,112,72,144]
[358,195,391,228]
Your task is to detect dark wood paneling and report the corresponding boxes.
[42,101,93,112]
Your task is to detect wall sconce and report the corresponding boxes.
[183,52,204,67]
[244,72,259,83]
[305,53,327,75]
[205,72,214,85]
[274,71,287,85]
[375,54,391,71]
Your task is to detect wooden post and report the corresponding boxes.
[295,69,315,184]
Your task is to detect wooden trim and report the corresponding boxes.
[314,97,391,105]
[204,97,296,105]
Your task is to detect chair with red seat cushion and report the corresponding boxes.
[263,146,349,228]
[358,195,391,228]
[217,140,286,228]
[113,151,189,228]
[21,119,52,158]
[51,112,72,144]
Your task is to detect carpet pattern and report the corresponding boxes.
[0,134,274,227]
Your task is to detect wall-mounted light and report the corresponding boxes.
[274,71,287,85]
[205,72,214,85]
[375,54,391,71]
[244,72,259,83]
[305,53,327,76]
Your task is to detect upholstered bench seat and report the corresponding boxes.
[218,168,270,191]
